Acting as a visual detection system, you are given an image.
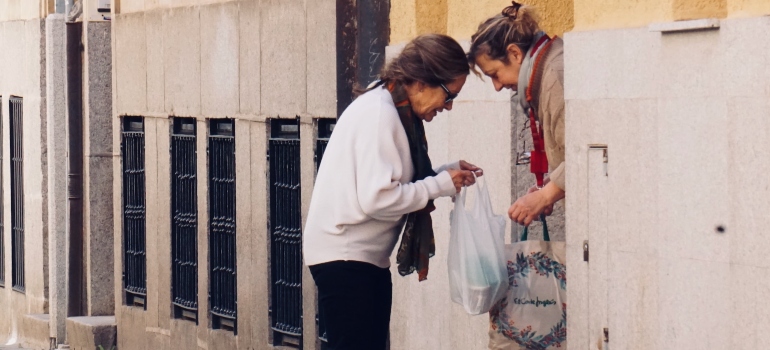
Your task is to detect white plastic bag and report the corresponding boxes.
[448,177,508,315]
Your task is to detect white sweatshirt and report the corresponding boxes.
[303,87,459,269]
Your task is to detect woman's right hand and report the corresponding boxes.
[526,177,554,216]
[447,169,474,193]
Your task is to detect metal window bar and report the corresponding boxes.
[208,119,237,332]
[269,119,303,348]
[0,96,4,287]
[314,119,335,345]
[122,117,147,307]
[171,118,199,322]
[10,97,24,293]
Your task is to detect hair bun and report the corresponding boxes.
[502,1,523,20]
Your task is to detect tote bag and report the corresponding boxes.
[488,217,567,349]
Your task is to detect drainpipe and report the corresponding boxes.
[66,20,86,318]
[335,0,389,118]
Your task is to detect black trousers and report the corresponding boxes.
[310,260,392,350]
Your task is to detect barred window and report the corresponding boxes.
[269,119,303,348]
[208,119,237,332]
[122,117,147,307]
[10,96,24,292]
[171,118,199,322]
[315,119,334,171]
[315,119,335,345]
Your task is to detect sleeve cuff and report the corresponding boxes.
[433,160,461,174]
[434,171,458,198]
[550,162,566,191]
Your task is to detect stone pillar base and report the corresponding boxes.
[20,314,50,350]
[65,317,116,350]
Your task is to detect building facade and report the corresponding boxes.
[1,0,769,349]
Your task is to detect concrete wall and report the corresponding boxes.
[390,0,575,44]
[565,11,770,350]
[111,0,335,349]
[0,0,46,22]
[0,17,50,346]
[573,0,770,30]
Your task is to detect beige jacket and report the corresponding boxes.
[531,38,566,191]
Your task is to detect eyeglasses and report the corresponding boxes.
[440,83,458,104]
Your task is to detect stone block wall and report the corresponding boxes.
[111,1,335,349]
[0,17,50,347]
[564,16,770,350]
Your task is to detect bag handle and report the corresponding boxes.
[520,214,550,242]
[455,181,469,208]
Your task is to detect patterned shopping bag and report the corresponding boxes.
[489,217,567,350]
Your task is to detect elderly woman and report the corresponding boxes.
[468,1,566,226]
[303,34,481,349]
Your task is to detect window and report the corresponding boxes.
[171,118,199,322]
[269,119,303,348]
[10,96,24,292]
[315,119,335,345]
[315,119,334,171]
[208,119,237,332]
[122,117,147,307]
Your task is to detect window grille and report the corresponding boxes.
[269,119,303,348]
[315,119,335,345]
[10,97,24,293]
[208,119,237,332]
[171,118,198,322]
[315,119,334,172]
[122,117,147,307]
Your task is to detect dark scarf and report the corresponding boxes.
[377,81,437,281]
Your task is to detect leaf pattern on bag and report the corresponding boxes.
[508,252,566,290]
[490,301,567,349]
[489,251,568,349]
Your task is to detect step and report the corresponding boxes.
[66,316,116,350]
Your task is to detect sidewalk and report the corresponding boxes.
[0,344,35,350]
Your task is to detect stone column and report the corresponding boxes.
[45,13,69,344]
[82,20,114,316]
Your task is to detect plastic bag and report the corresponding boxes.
[448,176,508,315]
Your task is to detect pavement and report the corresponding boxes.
[0,344,37,350]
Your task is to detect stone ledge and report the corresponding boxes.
[66,316,116,350]
[20,314,50,350]
[649,18,720,33]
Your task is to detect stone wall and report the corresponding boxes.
[390,0,575,44]
[0,17,50,346]
[565,16,770,350]
[111,0,335,349]
[0,0,45,22]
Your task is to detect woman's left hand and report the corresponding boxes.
[459,160,483,186]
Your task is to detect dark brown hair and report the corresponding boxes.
[380,34,470,87]
[467,1,541,73]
